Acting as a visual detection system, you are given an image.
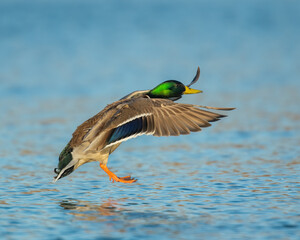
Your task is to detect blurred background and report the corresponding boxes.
[1,0,299,239]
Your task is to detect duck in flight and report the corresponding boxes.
[53,67,234,183]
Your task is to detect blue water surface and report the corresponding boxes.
[0,1,300,239]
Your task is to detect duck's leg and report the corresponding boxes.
[99,163,137,183]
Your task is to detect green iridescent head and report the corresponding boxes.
[147,67,202,100]
[53,143,74,181]
[148,80,202,100]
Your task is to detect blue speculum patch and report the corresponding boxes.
[108,117,144,144]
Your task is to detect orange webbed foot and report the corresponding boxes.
[100,163,137,183]
[118,176,137,183]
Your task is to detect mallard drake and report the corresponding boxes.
[54,67,234,183]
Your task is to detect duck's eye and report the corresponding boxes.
[54,168,61,174]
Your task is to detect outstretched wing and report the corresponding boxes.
[104,98,233,148]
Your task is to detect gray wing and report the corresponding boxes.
[103,97,233,148]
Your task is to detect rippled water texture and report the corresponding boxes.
[1,1,300,239]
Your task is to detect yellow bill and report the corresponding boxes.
[184,86,203,94]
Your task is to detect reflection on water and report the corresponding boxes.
[60,199,119,220]
[57,197,195,238]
